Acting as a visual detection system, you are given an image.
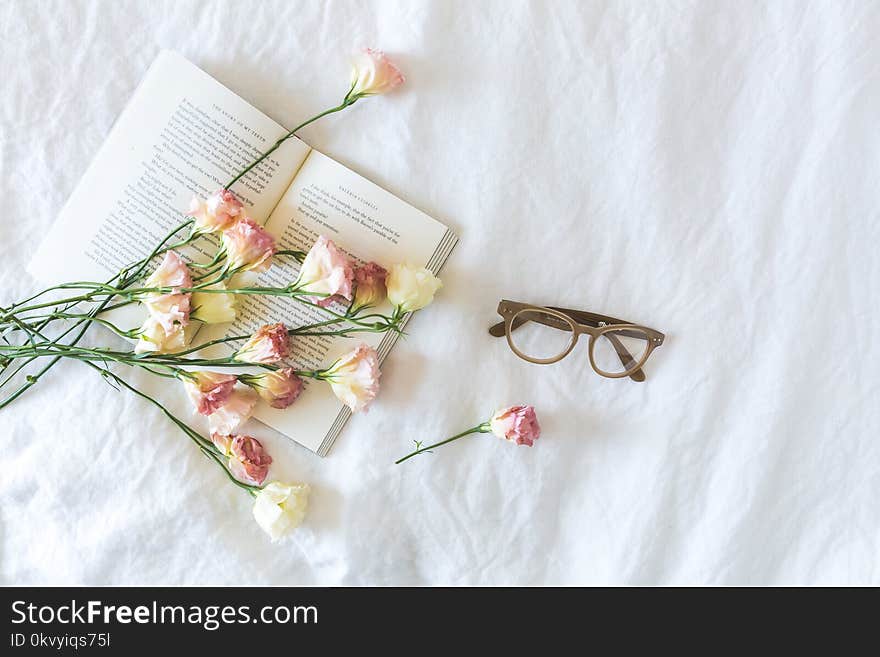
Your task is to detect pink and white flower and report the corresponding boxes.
[295,236,354,301]
[181,371,237,416]
[207,387,258,435]
[188,189,243,234]
[350,48,405,97]
[243,368,304,409]
[489,405,541,447]
[234,323,291,364]
[142,251,192,335]
[222,216,276,273]
[321,343,380,413]
[351,262,387,312]
[212,433,272,487]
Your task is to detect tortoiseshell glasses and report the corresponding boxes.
[488,299,665,382]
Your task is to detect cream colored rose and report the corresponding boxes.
[386,264,442,312]
[134,316,186,354]
[252,481,310,540]
[191,283,236,324]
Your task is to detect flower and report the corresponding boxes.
[351,262,387,312]
[188,189,243,234]
[207,387,258,435]
[212,433,272,487]
[134,316,187,354]
[221,216,276,273]
[142,251,192,335]
[386,264,442,312]
[181,371,237,416]
[234,323,290,364]
[322,343,380,413]
[252,481,310,540]
[191,282,236,324]
[315,294,348,309]
[296,236,354,301]
[395,405,541,464]
[489,405,541,447]
[350,48,405,97]
[242,369,304,409]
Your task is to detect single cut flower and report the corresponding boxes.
[395,405,542,464]
[212,433,272,487]
[489,405,541,446]
[321,343,380,413]
[135,316,187,354]
[191,282,236,324]
[351,261,387,312]
[252,481,310,540]
[233,323,291,364]
[222,216,276,273]
[350,48,405,98]
[386,264,442,312]
[295,236,354,301]
[188,189,243,234]
[142,251,192,335]
[207,386,258,435]
[181,371,237,416]
[242,368,304,409]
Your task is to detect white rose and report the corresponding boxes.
[386,264,442,312]
[134,316,186,354]
[252,481,310,541]
[191,283,236,324]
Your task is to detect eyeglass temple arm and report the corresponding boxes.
[487,313,646,382]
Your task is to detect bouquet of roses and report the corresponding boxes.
[0,49,443,541]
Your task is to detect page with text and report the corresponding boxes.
[202,149,452,453]
[27,50,311,322]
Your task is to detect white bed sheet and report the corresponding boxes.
[1,0,878,585]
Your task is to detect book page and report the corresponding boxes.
[202,149,454,453]
[27,51,311,295]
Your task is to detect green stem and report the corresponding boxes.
[92,366,258,495]
[225,100,357,190]
[0,221,193,408]
[394,424,491,464]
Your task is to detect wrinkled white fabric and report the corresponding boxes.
[1,0,878,585]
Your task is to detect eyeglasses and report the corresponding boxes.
[488,299,665,382]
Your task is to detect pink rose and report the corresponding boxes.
[188,189,243,233]
[321,343,380,413]
[142,251,192,335]
[243,368,304,409]
[221,216,276,273]
[489,405,541,446]
[234,323,291,364]
[181,371,237,415]
[296,236,354,301]
[350,48,405,97]
[207,387,258,435]
[315,294,349,309]
[212,433,272,487]
[351,262,387,312]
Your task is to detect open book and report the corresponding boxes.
[27,50,457,456]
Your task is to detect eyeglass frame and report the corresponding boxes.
[488,299,665,382]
